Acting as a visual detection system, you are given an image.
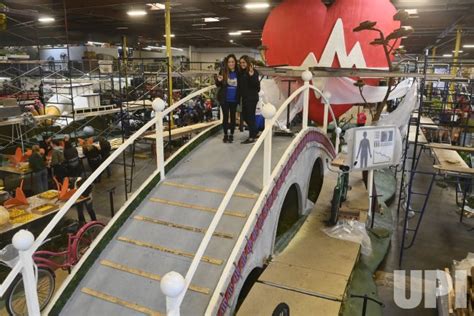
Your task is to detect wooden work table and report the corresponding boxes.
[0,191,87,235]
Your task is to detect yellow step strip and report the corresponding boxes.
[149,197,247,219]
[163,181,258,199]
[134,215,233,240]
[117,236,223,265]
[81,287,161,316]
[100,259,210,295]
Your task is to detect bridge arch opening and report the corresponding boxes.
[307,157,324,204]
[235,267,265,312]
[275,183,301,241]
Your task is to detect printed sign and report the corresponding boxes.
[347,126,401,171]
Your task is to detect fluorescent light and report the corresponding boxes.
[159,45,183,51]
[230,40,234,43]
[192,23,206,26]
[204,17,220,22]
[229,32,242,36]
[38,17,55,23]
[399,45,404,48]
[87,41,105,46]
[452,50,463,53]
[463,44,474,48]
[405,9,418,15]
[245,2,270,9]
[146,3,165,10]
[443,54,453,57]
[163,34,175,38]
[127,10,147,16]
[239,30,251,33]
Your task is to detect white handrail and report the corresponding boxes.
[0,85,217,299]
[175,79,338,308]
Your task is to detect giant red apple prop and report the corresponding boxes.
[262,0,401,123]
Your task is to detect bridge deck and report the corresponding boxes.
[60,132,293,316]
[238,171,367,315]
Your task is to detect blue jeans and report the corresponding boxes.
[33,169,48,194]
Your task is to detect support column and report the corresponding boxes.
[165,0,174,127]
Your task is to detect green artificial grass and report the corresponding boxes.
[49,124,220,315]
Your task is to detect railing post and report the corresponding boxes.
[12,230,40,316]
[161,271,185,316]
[152,98,166,179]
[261,103,276,187]
[322,92,331,134]
[302,70,312,129]
[335,127,342,155]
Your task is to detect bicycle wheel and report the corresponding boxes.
[329,186,341,226]
[6,267,55,316]
[74,222,104,260]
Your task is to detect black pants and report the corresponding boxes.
[242,100,258,139]
[76,199,97,224]
[221,102,237,135]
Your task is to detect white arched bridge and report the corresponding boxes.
[0,70,340,316]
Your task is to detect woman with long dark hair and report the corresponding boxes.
[239,55,260,143]
[216,54,239,143]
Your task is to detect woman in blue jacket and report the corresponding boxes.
[216,54,239,143]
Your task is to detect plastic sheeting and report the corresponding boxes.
[260,78,304,131]
[260,77,414,130]
[377,80,419,138]
[322,219,372,256]
[321,77,413,105]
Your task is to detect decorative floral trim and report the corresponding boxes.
[217,130,335,315]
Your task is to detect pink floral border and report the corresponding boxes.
[217,130,335,315]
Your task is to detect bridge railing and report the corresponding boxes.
[0,85,217,315]
[161,70,340,315]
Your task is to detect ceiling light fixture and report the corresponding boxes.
[443,54,453,57]
[146,3,165,10]
[239,30,251,33]
[230,40,234,43]
[192,23,206,26]
[244,2,270,9]
[452,50,463,53]
[116,26,128,30]
[405,9,418,15]
[463,44,474,48]
[163,34,175,38]
[229,31,242,36]
[38,17,55,23]
[204,17,220,22]
[127,10,147,17]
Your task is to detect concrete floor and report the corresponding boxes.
[376,148,474,315]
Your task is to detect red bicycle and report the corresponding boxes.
[0,221,104,316]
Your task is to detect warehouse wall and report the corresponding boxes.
[189,47,261,70]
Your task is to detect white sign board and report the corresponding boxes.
[347,126,402,171]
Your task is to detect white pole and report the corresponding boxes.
[156,111,165,179]
[262,103,276,187]
[368,169,374,217]
[161,271,185,316]
[12,230,40,316]
[301,70,312,129]
[323,102,329,134]
[152,98,167,179]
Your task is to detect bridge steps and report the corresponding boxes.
[60,134,293,315]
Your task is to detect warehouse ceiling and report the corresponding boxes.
[1,0,474,58]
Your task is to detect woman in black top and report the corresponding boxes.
[98,137,112,178]
[64,141,82,177]
[215,54,239,143]
[239,55,260,144]
[83,144,102,182]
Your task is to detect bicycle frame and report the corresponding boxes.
[33,221,103,271]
